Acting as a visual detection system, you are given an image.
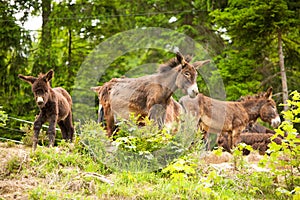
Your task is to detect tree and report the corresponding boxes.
[211,0,300,110]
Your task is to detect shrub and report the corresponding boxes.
[259,90,300,197]
[80,113,200,172]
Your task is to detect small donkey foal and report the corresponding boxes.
[18,69,74,150]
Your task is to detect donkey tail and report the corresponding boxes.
[98,103,105,124]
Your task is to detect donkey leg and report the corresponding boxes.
[104,106,114,137]
[232,129,242,148]
[203,131,211,151]
[64,113,74,142]
[58,121,68,140]
[149,104,166,129]
[47,117,58,147]
[198,122,210,150]
[227,132,233,150]
[33,115,46,150]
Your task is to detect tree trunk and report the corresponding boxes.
[41,0,52,72]
[278,30,288,111]
[33,0,52,74]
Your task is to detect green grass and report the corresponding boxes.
[2,107,300,199]
[1,139,297,200]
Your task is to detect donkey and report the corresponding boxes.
[92,52,210,137]
[243,121,275,134]
[164,97,184,129]
[179,87,281,150]
[18,69,74,150]
[217,132,282,155]
[91,89,183,132]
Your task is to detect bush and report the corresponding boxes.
[80,113,201,172]
[259,90,300,197]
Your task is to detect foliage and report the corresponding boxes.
[1,1,300,197]
[20,123,47,147]
[1,156,22,178]
[0,120,296,199]
[214,49,262,100]
[210,0,300,104]
[1,0,299,139]
[80,114,200,172]
[112,114,174,153]
[260,90,300,194]
[161,156,197,181]
[20,122,66,147]
[77,120,110,164]
[0,106,8,127]
[232,143,253,170]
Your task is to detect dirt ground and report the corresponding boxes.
[0,143,36,200]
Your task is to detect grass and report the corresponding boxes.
[0,138,297,200]
[0,142,298,199]
[1,112,300,199]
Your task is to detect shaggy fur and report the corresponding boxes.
[18,70,74,150]
[92,52,210,137]
[243,122,275,134]
[179,87,281,149]
[164,97,184,128]
[217,132,282,155]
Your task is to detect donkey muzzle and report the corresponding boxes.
[271,115,281,128]
[187,83,199,98]
[36,96,44,105]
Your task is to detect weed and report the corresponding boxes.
[21,123,48,147]
[232,143,253,170]
[3,156,22,177]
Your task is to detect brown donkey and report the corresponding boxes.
[217,132,282,155]
[18,70,74,150]
[92,52,210,137]
[242,121,275,134]
[179,87,281,150]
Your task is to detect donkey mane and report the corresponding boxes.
[158,55,192,73]
[237,92,267,102]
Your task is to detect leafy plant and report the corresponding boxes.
[161,156,197,181]
[260,90,300,196]
[232,143,253,170]
[20,124,48,147]
[112,114,173,154]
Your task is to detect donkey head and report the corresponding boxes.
[18,70,54,109]
[259,87,281,128]
[175,52,210,98]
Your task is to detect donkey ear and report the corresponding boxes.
[18,74,37,84]
[193,59,210,69]
[176,51,186,66]
[90,86,102,93]
[44,69,54,82]
[265,87,273,99]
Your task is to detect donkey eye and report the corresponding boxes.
[184,72,191,77]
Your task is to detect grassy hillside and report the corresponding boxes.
[0,133,299,199]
